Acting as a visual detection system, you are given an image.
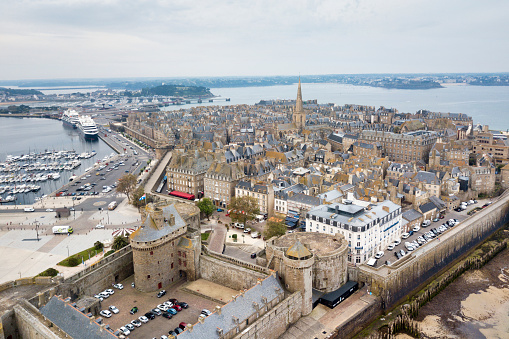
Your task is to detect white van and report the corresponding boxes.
[24,207,35,212]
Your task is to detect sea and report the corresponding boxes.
[0,117,114,204]
[161,83,509,131]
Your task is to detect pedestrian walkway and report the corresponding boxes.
[204,220,226,253]
[144,151,172,194]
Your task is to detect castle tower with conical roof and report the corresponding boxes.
[293,78,306,130]
[283,240,314,315]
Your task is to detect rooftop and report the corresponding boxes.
[272,232,345,256]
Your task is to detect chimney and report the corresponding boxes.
[89,316,95,324]
[198,316,205,324]
[187,324,193,333]
[215,305,222,315]
[217,327,223,335]
[169,214,175,226]
[382,206,390,213]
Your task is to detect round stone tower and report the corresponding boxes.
[282,240,314,315]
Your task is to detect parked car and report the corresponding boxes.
[167,308,177,315]
[174,327,183,334]
[157,304,169,311]
[173,305,182,312]
[95,224,105,229]
[113,283,123,289]
[401,232,410,239]
[145,312,155,320]
[151,308,162,316]
[139,315,149,323]
[94,294,104,301]
[125,323,135,331]
[105,289,115,295]
[168,330,177,337]
[162,312,173,319]
[179,322,189,330]
[412,225,421,232]
[100,310,112,318]
[131,319,142,327]
[157,290,166,298]
[109,306,119,314]
[432,218,439,222]
[387,244,395,251]
[393,239,401,246]
[177,302,189,309]
[169,298,179,304]
[119,326,130,336]
[374,251,384,259]
[201,309,212,316]
[99,292,110,299]
[217,208,223,212]
[130,307,138,315]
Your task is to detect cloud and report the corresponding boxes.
[0,0,507,79]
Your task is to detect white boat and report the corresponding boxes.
[62,109,80,129]
[77,115,99,141]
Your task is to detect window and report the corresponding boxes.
[147,275,150,279]
[150,251,153,255]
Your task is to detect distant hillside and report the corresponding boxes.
[121,84,212,97]
[0,87,43,96]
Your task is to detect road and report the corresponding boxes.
[375,199,491,267]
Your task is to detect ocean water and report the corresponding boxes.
[0,117,114,204]
[161,83,509,130]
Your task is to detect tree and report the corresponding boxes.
[113,236,129,251]
[94,241,104,251]
[229,196,260,225]
[116,174,137,202]
[132,186,151,208]
[197,198,215,220]
[263,220,287,240]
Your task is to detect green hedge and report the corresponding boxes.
[37,268,59,277]
[58,246,104,267]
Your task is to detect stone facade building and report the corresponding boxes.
[167,151,214,198]
[204,161,245,207]
[235,181,274,217]
[360,130,438,163]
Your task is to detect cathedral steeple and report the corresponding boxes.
[296,77,303,113]
[293,77,305,129]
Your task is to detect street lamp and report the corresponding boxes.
[35,221,40,241]
[66,245,69,257]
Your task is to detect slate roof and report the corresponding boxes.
[178,275,283,339]
[40,296,117,339]
[402,209,423,222]
[419,202,437,214]
[287,193,320,206]
[130,204,186,242]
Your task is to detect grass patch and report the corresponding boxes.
[201,232,211,241]
[58,246,104,267]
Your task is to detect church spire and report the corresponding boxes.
[295,77,303,113]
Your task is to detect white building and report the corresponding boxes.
[305,200,402,264]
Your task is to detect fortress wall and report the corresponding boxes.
[57,246,133,300]
[356,191,509,308]
[235,292,302,339]
[200,256,268,291]
[14,301,63,339]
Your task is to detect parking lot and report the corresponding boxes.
[374,199,491,267]
[95,276,217,338]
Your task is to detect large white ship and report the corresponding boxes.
[61,109,80,129]
[77,115,99,141]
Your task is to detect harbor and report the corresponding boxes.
[0,117,115,204]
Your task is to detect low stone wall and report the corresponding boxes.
[356,190,509,308]
[330,298,382,339]
[58,246,133,300]
[203,247,271,275]
[235,292,302,339]
[199,256,268,291]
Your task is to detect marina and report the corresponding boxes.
[0,117,115,204]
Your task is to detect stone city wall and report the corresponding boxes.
[58,246,133,300]
[356,190,509,308]
[13,301,64,339]
[235,292,302,339]
[200,256,268,291]
[330,296,382,339]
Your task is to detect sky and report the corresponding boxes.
[0,0,508,80]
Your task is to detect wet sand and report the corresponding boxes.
[415,247,509,339]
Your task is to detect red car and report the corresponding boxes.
[179,322,188,330]
[173,305,182,312]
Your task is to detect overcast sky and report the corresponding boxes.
[1,0,507,80]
